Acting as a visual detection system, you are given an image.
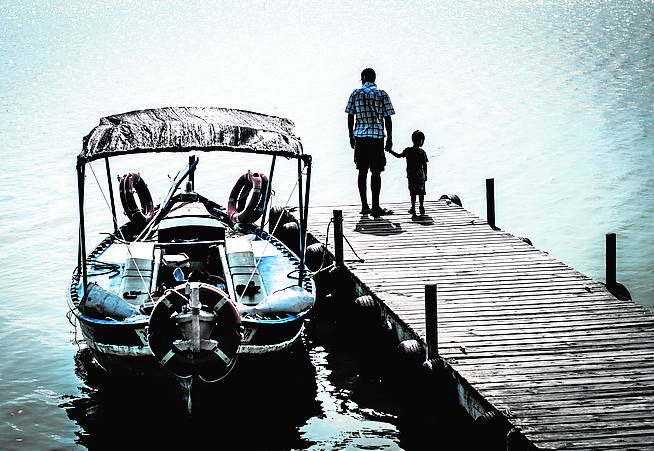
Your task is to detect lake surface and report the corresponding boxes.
[1,1,652,449]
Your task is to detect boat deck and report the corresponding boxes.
[307,199,654,450]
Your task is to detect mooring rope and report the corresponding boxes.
[342,233,365,263]
[323,217,364,264]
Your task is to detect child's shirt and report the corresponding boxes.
[398,146,429,180]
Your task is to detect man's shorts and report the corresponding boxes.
[354,137,386,172]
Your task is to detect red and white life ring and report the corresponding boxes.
[227,171,269,224]
[148,283,242,382]
[119,173,155,226]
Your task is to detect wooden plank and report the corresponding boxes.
[463,366,654,385]
[436,336,654,353]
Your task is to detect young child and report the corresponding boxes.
[387,130,429,216]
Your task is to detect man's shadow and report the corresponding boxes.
[354,215,405,236]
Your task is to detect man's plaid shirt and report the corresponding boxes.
[345,82,395,139]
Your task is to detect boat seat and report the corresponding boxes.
[226,236,267,306]
[118,242,155,306]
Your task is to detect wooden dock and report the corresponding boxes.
[305,199,654,450]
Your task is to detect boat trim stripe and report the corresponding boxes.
[87,341,152,356]
[85,324,303,357]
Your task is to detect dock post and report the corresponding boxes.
[486,178,496,229]
[333,210,344,265]
[425,284,438,359]
[606,232,616,289]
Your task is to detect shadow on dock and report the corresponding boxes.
[411,214,434,226]
[354,216,405,236]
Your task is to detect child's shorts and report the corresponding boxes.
[408,176,426,195]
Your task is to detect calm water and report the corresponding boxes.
[1,1,653,449]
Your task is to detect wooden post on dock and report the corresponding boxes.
[425,284,438,359]
[606,232,616,289]
[333,209,344,265]
[486,178,496,229]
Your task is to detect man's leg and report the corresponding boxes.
[370,138,389,214]
[358,168,370,212]
[370,170,381,210]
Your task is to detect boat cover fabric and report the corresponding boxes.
[80,107,303,162]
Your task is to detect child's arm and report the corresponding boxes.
[386,148,402,158]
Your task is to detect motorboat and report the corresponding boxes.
[67,107,315,406]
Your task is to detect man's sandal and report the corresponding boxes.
[371,207,394,217]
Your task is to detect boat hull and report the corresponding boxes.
[67,197,314,384]
[73,300,308,380]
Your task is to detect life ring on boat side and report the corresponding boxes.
[119,173,155,226]
[148,283,242,382]
[227,171,269,224]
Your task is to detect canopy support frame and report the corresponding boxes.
[260,155,277,230]
[80,145,301,165]
[105,157,118,234]
[77,160,88,306]
[76,148,313,301]
[298,156,312,286]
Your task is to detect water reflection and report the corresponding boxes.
[62,315,476,450]
[302,319,475,450]
[63,344,319,449]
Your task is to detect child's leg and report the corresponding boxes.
[409,193,416,214]
[419,194,425,215]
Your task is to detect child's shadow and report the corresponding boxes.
[411,214,434,226]
[355,215,405,236]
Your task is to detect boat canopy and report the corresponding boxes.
[79,107,304,164]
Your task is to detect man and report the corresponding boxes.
[345,67,395,216]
